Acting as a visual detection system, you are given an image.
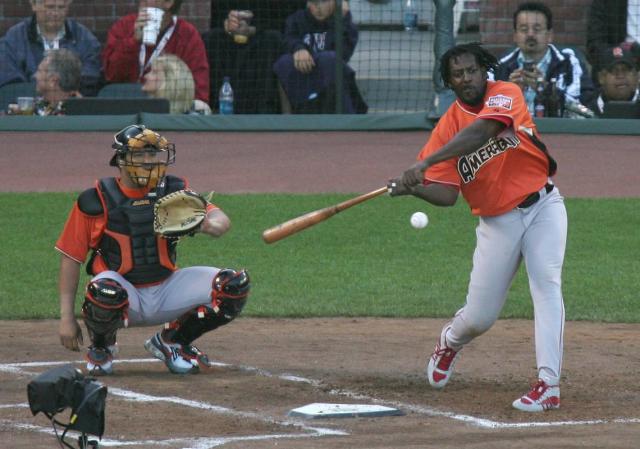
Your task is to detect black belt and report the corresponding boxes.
[517,183,554,209]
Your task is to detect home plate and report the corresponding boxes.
[288,403,404,419]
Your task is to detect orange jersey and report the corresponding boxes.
[419,80,555,216]
[55,178,217,265]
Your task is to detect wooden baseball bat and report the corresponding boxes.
[262,186,388,244]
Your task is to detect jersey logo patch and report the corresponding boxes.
[486,94,513,110]
[458,136,520,183]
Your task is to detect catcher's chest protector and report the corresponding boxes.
[95,177,184,285]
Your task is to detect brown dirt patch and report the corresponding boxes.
[2,319,640,448]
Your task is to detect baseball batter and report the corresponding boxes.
[388,43,567,412]
[56,124,250,375]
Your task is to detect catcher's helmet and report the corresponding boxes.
[110,124,175,189]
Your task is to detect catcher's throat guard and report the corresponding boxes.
[110,124,175,189]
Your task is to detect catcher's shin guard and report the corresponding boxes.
[82,278,129,348]
[164,268,250,345]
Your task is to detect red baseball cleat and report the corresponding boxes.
[512,379,560,412]
[426,325,461,389]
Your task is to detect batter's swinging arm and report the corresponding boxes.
[262,187,388,244]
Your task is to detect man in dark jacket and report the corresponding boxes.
[273,0,367,114]
[493,2,594,109]
[0,0,101,96]
[203,0,306,114]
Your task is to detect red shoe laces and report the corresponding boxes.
[434,346,457,369]
[526,380,547,400]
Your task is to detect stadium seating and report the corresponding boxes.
[97,83,147,98]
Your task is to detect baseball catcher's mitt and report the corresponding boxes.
[153,190,207,237]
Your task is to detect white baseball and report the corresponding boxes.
[410,211,429,229]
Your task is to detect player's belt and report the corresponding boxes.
[517,183,554,209]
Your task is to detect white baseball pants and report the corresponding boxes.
[445,185,567,385]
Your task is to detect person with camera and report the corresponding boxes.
[493,2,594,113]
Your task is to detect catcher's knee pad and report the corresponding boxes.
[82,278,129,347]
[211,268,250,320]
[163,269,250,345]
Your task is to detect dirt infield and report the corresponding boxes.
[1,131,640,448]
[2,319,640,449]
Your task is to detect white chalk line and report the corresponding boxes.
[2,358,640,432]
[0,359,346,448]
[0,419,321,448]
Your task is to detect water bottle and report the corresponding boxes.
[524,86,536,116]
[218,76,234,115]
[544,78,563,117]
[403,0,418,32]
[533,77,546,118]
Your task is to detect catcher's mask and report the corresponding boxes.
[211,269,251,319]
[110,124,175,189]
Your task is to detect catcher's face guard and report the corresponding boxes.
[211,269,250,319]
[110,125,175,189]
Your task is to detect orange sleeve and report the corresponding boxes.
[417,110,463,188]
[54,203,106,263]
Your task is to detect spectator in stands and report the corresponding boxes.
[585,45,640,117]
[493,1,594,109]
[273,0,367,114]
[0,0,101,96]
[103,0,210,111]
[587,0,640,72]
[203,0,306,113]
[142,54,210,114]
[33,48,82,115]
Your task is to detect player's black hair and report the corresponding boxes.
[439,43,498,88]
[513,2,553,30]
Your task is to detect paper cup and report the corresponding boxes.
[17,96,34,115]
[142,7,164,45]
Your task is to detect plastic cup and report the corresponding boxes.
[142,7,164,45]
[17,97,34,115]
[233,10,252,44]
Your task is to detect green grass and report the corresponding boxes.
[0,193,638,322]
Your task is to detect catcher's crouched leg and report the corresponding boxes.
[160,269,251,370]
[83,278,129,349]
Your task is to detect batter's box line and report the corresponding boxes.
[0,419,330,448]
[3,359,640,430]
[0,360,347,448]
[183,359,640,430]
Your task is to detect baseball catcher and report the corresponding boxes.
[56,124,250,375]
